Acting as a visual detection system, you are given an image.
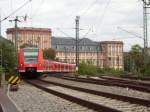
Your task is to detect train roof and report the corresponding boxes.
[44,60,75,65]
[23,47,38,50]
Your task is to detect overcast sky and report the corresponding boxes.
[0,0,149,51]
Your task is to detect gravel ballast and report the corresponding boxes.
[9,83,95,112]
[46,85,150,112]
[44,77,150,100]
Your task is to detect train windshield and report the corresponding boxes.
[23,47,38,64]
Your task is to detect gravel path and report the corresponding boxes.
[9,83,95,112]
[44,77,150,100]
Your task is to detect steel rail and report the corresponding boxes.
[40,78,150,107]
[26,80,121,112]
[121,75,150,81]
[100,76,150,87]
[60,76,150,93]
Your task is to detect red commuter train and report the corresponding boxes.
[18,47,76,77]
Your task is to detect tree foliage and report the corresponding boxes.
[0,66,4,74]
[78,61,123,76]
[124,44,150,76]
[43,48,56,60]
[78,61,97,75]
[0,37,16,73]
[20,43,37,48]
[129,44,144,72]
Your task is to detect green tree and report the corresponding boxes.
[124,52,133,72]
[20,43,37,48]
[0,37,16,73]
[129,44,144,73]
[0,66,4,74]
[43,48,56,60]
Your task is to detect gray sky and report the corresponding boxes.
[0,0,149,51]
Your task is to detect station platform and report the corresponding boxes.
[0,88,20,112]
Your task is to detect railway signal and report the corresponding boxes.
[8,75,20,91]
[8,76,20,85]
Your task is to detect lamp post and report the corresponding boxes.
[117,55,119,69]
[75,16,80,71]
[97,45,99,67]
[142,0,150,65]
[9,16,21,67]
[64,47,67,63]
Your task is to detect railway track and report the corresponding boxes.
[27,79,150,111]
[26,79,121,112]
[121,75,150,81]
[100,76,150,87]
[40,77,150,106]
[26,78,150,112]
[58,75,150,93]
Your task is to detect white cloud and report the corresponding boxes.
[0,0,149,51]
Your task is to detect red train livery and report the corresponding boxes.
[18,47,76,77]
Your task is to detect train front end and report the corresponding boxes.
[18,47,44,77]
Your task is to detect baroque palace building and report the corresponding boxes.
[52,37,123,69]
[6,27,123,69]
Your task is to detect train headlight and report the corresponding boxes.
[39,63,42,66]
[20,64,23,67]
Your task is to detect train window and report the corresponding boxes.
[23,48,38,64]
[49,64,51,69]
[58,64,60,69]
[65,65,68,69]
[55,64,58,68]
[70,66,72,69]
[51,64,53,69]
[61,65,64,69]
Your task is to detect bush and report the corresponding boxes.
[86,64,97,75]
[78,61,123,77]
[0,66,4,74]
[97,68,105,74]
[143,64,150,76]
[96,68,123,77]
[108,68,123,76]
[78,61,97,76]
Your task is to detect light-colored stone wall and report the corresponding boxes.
[100,41,123,69]
[56,41,123,69]
[6,27,51,49]
[56,52,104,67]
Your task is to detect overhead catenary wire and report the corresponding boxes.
[95,0,111,33]
[0,0,32,22]
[65,0,99,28]
[80,0,112,40]
[56,28,72,37]
[79,0,99,16]
[31,0,45,19]
[81,27,92,38]
[117,27,143,39]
